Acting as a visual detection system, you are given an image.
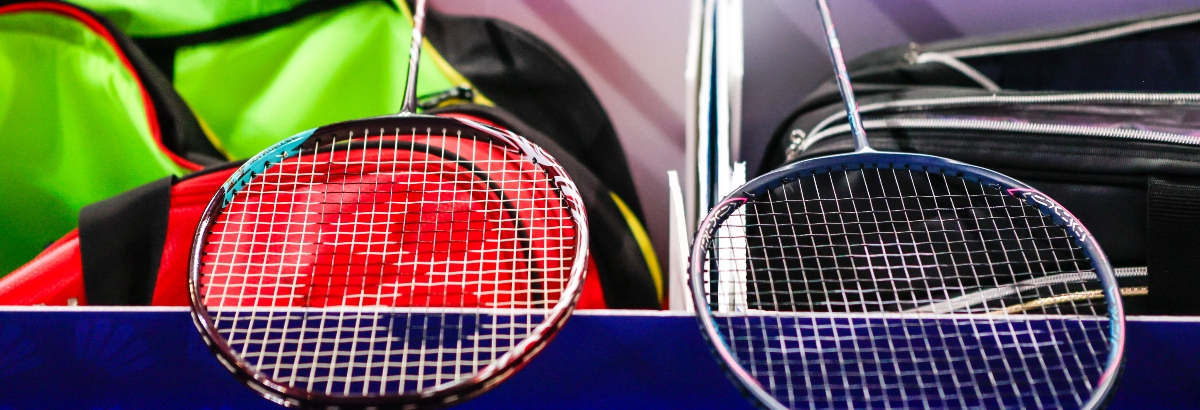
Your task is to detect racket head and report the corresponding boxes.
[188,114,588,408]
[690,151,1124,410]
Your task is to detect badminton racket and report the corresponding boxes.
[689,1,1125,409]
[188,0,588,407]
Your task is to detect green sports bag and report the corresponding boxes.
[7,0,662,308]
[0,0,223,273]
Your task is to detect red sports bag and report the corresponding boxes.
[0,111,630,309]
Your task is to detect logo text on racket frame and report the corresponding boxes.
[1010,188,1090,244]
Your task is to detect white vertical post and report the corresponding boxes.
[724,0,744,164]
[684,0,705,234]
[668,171,695,312]
[695,0,717,220]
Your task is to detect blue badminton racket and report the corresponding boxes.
[689,1,1125,409]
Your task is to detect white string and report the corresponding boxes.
[199,125,578,397]
[701,167,1113,409]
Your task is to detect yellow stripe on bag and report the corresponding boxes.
[610,192,663,303]
[426,42,494,107]
[194,112,232,160]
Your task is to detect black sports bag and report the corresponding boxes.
[760,8,1200,315]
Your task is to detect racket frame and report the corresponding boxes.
[188,113,589,409]
[689,150,1126,410]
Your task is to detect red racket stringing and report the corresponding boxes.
[200,132,576,309]
[189,116,588,408]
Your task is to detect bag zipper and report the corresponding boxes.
[914,9,1200,60]
[0,1,204,170]
[418,85,476,110]
[909,266,1145,314]
[788,93,1200,160]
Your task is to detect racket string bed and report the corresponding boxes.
[699,166,1113,410]
[190,0,585,404]
[195,123,579,402]
[208,311,542,394]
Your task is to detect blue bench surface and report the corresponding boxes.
[0,308,1195,409]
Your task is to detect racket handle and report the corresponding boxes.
[815,0,872,152]
[400,0,428,114]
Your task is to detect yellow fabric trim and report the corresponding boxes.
[609,192,663,303]
[396,0,494,107]
[427,41,495,107]
[194,111,232,160]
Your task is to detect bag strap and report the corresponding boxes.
[1147,176,1200,315]
[78,177,174,305]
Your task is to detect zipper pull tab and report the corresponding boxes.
[905,42,924,64]
[418,85,476,110]
[784,129,807,161]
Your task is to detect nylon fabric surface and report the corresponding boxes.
[3,0,658,309]
[0,9,187,275]
[172,0,459,160]
[430,106,661,308]
[423,7,644,219]
[68,0,312,37]
[79,176,172,305]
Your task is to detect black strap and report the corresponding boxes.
[1147,176,1200,315]
[79,177,174,305]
